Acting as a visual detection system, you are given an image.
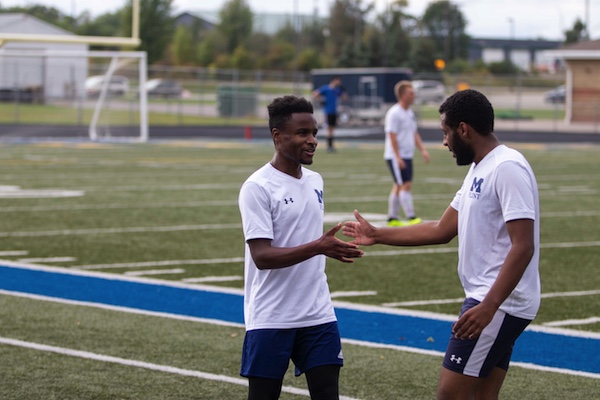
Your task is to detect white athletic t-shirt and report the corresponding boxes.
[238,163,336,331]
[384,103,417,160]
[450,145,541,320]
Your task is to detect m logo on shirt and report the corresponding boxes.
[314,189,324,210]
[469,177,483,199]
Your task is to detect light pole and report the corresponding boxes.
[508,17,515,40]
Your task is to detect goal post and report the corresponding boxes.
[86,51,148,142]
[0,49,148,142]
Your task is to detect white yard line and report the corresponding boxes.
[124,268,186,277]
[18,257,76,263]
[0,224,241,238]
[543,317,600,327]
[75,257,244,270]
[182,276,243,283]
[330,291,378,298]
[384,290,600,308]
[0,336,360,400]
[0,251,28,256]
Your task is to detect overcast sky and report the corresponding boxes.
[2,0,599,40]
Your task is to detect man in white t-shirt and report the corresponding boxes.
[238,95,363,400]
[343,89,540,400]
[383,80,430,226]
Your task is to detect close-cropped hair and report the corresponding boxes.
[267,95,314,132]
[438,89,495,135]
[394,80,413,100]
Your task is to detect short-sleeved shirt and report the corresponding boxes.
[450,145,541,320]
[383,103,417,160]
[316,84,343,115]
[238,163,337,331]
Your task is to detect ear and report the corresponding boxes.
[271,128,281,146]
[458,122,471,140]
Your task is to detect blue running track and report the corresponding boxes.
[0,263,598,377]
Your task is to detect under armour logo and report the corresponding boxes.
[284,198,293,204]
[450,355,462,364]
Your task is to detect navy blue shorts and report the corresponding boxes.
[386,158,413,185]
[442,298,531,378]
[240,321,343,379]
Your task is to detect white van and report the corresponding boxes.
[85,75,130,97]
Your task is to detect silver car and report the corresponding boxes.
[413,80,446,104]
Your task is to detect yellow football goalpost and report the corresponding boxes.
[0,0,149,142]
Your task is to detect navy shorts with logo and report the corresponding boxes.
[386,158,413,185]
[442,298,531,378]
[240,321,343,379]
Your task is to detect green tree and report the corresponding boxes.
[410,37,438,73]
[373,0,414,67]
[565,18,586,44]
[230,45,256,69]
[171,26,196,65]
[78,11,123,39]
[218,0,253,53]
[327,0,374,63]
[122,0,176,64]
[421,0,469,62]
[296,48,323,71]
[197,31,227,67]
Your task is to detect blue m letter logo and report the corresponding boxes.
[314,189,323,203]
[470,177,484,193]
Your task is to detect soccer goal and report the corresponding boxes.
[0,48,148,142]
[0,0,147,142]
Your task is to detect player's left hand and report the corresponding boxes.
[451,302,496,340]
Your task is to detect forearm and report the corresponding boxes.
[373,221,453,246]
[481,243,534,310]
[251,240,322,270]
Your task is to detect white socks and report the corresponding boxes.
[399,191,415,219]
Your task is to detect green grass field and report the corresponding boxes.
[0,138,598,399]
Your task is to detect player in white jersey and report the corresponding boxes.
[383,80,430,226]
[238,95,363,400]
[342,89,540,400]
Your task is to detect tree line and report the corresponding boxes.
[0,0,589,74]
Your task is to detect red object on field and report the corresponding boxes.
[244,126,252,140]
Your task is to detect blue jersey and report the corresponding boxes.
[317,84,344,115]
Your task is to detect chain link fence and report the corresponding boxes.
[1,59,598,134]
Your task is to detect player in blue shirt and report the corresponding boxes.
[312,75,347,152]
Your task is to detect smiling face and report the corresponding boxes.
[272,112,319,175]
[441,113,475,166]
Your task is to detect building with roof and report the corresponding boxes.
[544,39,600,123]
[0,13,88,99]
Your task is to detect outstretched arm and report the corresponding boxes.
[248,223,364,270]
[343,207,458,247]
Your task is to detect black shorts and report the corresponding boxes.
[326,113,338,127]
[442,298,531,378]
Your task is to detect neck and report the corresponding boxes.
[270,154,302,179]
[474,134,501,164]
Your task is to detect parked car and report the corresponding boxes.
[144,79,183,98]
[544,85,566,104]
[413,80,446,104]
[85,75,129,97]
